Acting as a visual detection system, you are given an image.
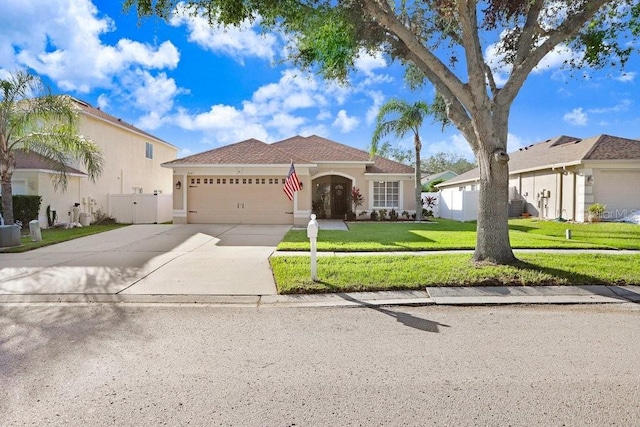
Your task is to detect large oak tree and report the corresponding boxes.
[126,0,639,264]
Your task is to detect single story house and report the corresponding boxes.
[437,134,640,222]
[10,98,178,226]
[163,135,416,226]
[421,170,457,190]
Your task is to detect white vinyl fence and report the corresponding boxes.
[108,194,173,224]
[438,189,479,222]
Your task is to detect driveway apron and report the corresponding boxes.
[0,224,290,296]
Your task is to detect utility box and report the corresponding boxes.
[29,220,42,242]
[79,213,91,227]
[0,225,21,248]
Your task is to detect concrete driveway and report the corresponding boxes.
[0,224,291,296]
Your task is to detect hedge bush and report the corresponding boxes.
[0,195,42,226]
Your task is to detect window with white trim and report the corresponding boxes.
[373,181,399,208]
[145,142,153,159]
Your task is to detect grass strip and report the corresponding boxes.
[277,219,640,251]
[270,253,640,294]
[1,224,127,253]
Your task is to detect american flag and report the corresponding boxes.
[283,163,302,201]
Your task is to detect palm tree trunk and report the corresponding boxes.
[1,171,14,225]
[414,134,423,221]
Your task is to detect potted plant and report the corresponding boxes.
[587,203,606,222]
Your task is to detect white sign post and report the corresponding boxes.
[307,214,319,281]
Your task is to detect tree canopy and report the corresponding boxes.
[423,152,476,175]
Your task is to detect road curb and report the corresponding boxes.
[1,286,638,307]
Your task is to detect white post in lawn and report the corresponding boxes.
[307,214,319,282]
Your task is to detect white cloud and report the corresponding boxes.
[128,71,186,129]
[533,44,581,73]
[563,107,588,126]
[96,94,110,110]
[299,124,330,137]
[332,110,359,133]
[354,49,387,77]
[169,67,364,143]
[366,91,385,124]
[177,105,270,144]
[588,99,632,114]
[0,0,179,93]
[265,113,306,137]
[615,72,636,83]
[316,110,332,121]
[423,134,475,160]
[169,3,278,63]
[484,41,511,87]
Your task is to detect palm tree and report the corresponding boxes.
[371,98,431,221]
[0,71,103,225]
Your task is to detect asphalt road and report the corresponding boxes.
[2,303,640,426]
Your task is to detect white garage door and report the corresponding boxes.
[186,176,294,224]
[595,170,640,220]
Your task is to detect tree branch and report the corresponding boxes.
[360,0,473,108]
[499,0,611,106]
[456,0,488,101]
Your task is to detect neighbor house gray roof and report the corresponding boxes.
[15,150,86,175]
[164,135,414,174]
[438,134,640,186]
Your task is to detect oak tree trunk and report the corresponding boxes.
[473,145,516,264]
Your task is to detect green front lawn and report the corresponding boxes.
[1,224,127,253]
[277,218,640,251]
[270,253,640,294]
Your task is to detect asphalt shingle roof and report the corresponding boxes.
[164,138,310,166]
[273,135,371,162]
[14,150,86,175]
[164,135,414,174]
[440,134,640,186]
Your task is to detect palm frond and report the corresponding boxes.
[1,71,103,194]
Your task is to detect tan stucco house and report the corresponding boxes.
[437,134,640,222]
[11,98,178,226]
[164,135,415,226]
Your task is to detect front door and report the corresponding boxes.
[331,177,350,219]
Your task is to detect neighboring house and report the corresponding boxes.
[164,135,416,226]
[421,170,457,189]
[437,134,640,222]
[11,98,178,226]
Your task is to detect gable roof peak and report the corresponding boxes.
[547,135,582,147]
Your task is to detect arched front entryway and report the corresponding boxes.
[312,175,353,219]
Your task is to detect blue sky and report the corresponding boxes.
[1,0,638,161]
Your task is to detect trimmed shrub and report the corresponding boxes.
[0,195,42,227]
